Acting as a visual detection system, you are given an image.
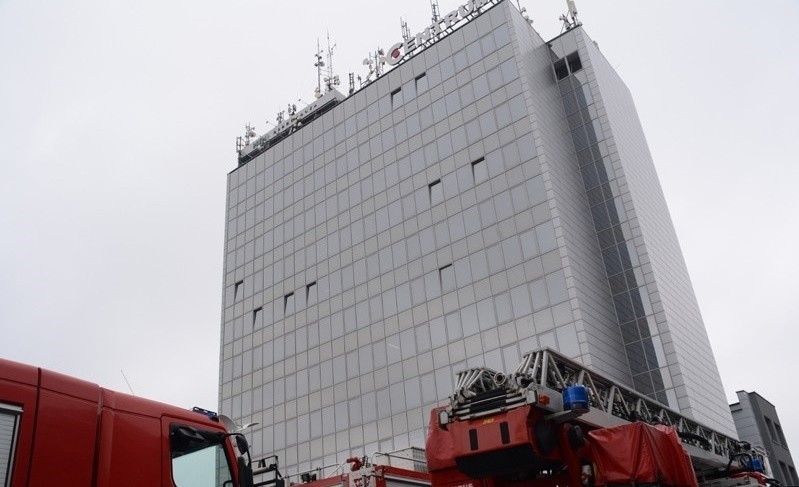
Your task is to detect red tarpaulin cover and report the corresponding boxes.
[588,422,697,487]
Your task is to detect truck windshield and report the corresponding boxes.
[170,424,233,487]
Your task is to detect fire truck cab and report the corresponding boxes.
[0,357,253,487]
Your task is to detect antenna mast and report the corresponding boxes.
[314,39,325,98]
[362,47,385,84]
[567,0,580,25]
[324,32,340,92]
[517,2,533,25]
[401,17,411,42]
[120,370,136,396]
[431,0,440,24]
[236,123,257,154]
[560,0,581,31]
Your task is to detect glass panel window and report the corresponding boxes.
[567,52,582,73]
[440,264,456,293]
[472,158,488,184]
[429,179,444,206]
[306,282,317,305]
[284,292,295,315]
[252,307,263,329]
[430,316,447,348]
[554,58,568,80]
[415,72,428,93]
[391,88,403,108]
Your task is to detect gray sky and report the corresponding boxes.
[1,0,798,465]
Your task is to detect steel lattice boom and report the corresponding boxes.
[448,347,753,474]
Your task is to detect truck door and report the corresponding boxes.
[96,408,162,486]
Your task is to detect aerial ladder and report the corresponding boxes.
[426,347,773,487]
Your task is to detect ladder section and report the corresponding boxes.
[447,347,747,469]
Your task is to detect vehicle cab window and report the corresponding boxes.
[170,424,233,487]
[1,404,22,485]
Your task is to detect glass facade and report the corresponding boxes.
[555,51,668,404]
[220,0,736,475]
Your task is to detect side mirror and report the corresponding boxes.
[235,434,250,455]
[238,456,254,487]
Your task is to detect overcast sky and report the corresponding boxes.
[1,0,797,465]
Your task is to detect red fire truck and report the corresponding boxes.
[0,357,255,486]
[425,348,774,487]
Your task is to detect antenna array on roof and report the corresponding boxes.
[323,32,340,93]
[560,0,581,32]
[238,0,516,158]
[361,48,385,86]
[313,34,340,99]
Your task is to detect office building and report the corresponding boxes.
[219,0,737,473]
[730,391,798,485]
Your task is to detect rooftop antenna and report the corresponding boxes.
[375,48,385,76]
[401,17,411,42]
[286,103,300,135]
[314,39,325,98]
[323,32,340,92]
[120,370,135,396]
[362,56,375,83]
[431,0,440,24]
[236,123,257,153]
[244,124,256,144]
[517,3,533,25]
[560,0,580,31]
[567,0,580,25]
[362,47,385,84]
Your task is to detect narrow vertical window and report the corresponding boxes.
[554,58,569,80]
[439,264,455,293]
[253,307,263,329]
[471,157,487,184]
[429,179,443,206]
[764,417,776,441]
[284,292,295,315]
[415,72,428,93]
[234,280,244,301]
[306,281,317,305]
[776,423,787,445]
[391,88,403,108]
